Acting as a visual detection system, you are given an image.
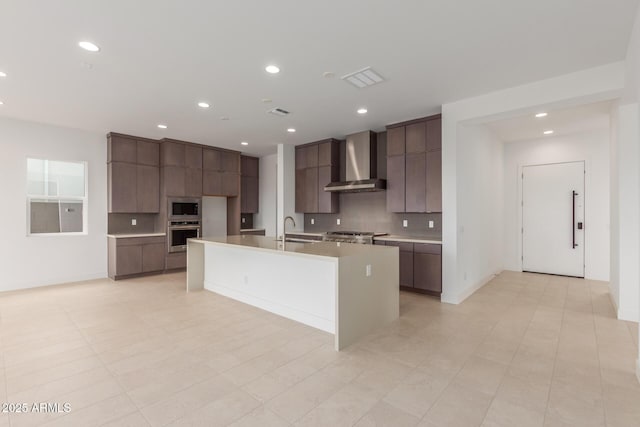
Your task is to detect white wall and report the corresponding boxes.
[442,124,503,303]
[442,62,624,304]
[0,117,107,291]
[503,130,610,282]
[610,103,639,321]
[255,153,277,236]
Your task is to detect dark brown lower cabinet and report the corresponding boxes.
[108,236,166,280]
[413,243,442,294]
[374,239,442,296]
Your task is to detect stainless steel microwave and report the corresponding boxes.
[168,198,201,220]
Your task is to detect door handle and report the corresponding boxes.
[572,191,577,248]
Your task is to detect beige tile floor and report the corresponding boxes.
[0,271,638,427]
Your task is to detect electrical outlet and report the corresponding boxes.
[428,220,434,229]
[402,219,408,228]
[311,218,315,225]
[365,265,372,277]
[131,219,137,226]
[336,218,341,225]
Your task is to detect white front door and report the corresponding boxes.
[522,161,585,277]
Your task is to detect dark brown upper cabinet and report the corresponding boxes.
[162,140,186,167]
[241,156,259,213]
[295,139,339,213]
[201,147,240,197]
[107,133,160,213]
[385,115,442,213]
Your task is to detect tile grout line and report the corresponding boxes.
[60,290,148,427]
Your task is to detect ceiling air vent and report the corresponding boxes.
[267,107,291,117]
[341,67,385,89]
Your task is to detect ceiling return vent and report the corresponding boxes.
[267,107,291,117]
[341,67,385,89]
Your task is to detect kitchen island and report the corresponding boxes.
[187,235,399,350]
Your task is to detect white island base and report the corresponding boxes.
[187,236,399,350]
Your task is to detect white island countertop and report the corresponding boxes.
[188,235,399,350]
[194,235,392,259]
[374,235,442,244]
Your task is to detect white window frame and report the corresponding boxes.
[26,158,89,237]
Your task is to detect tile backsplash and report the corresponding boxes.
[304,191,441,237]
[108,213,157,234]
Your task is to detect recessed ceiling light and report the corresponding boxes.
[287,128,296,133]
[0,71,6,78]
[0,100,4,105]
[241,141,249,146]
[357,108,368,115]
[197,102,210,109]
[265,65,280,74]
[78,41,100,52]
[543,130,554,135]
[535,112,548,118]
[157,124,167,129]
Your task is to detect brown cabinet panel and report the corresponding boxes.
[304,167,318,213]
[317,166,338,213]
[399,251,414,287]
[242,176,259,213]
[426,150,442,213]
[426,118,442,151]
[136,165,160,212]
[116,245,143,276]
[108,135,137,163]
[137,140,159,166]
[203,170,222,195]
[295,169,305,212]
[295,147,306,170]
[164,166,186,197]
[165,252,186,270]
[386,127,406,156]
[241,156,259,177]
[318,141,339,166]
[185,168,203,197]
[406,122,427,153]
[108,162,137,213]
[386,155,406,212]
[221,151,239,173]
[405,153,426,213]
[163,141,185,166]
[221,172,239,196]
[414,252,442,293]
[185,145,202,169]
[374,241,386,246]
[414,243,441,255]
[203,148,221,171]
[142,243,166,273]
[305,145,319,168]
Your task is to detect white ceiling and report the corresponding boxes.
[0,0,637,155]
[486,101,613,143]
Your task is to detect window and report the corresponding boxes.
[27,158,87,235]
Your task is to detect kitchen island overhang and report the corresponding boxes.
[187,235,399,350]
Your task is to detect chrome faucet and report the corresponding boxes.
[282,216,296,250]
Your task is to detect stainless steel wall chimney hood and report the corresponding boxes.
[324,131,386,193]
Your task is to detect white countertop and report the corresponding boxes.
[191,235,396,259]
[107,233,166,239]
[373,235,442,244]
[285,231,325,237]
[240,228,266,232]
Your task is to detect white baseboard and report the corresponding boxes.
[0,272,107,293]
[618,307,640,323]
[441,271,500,305]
